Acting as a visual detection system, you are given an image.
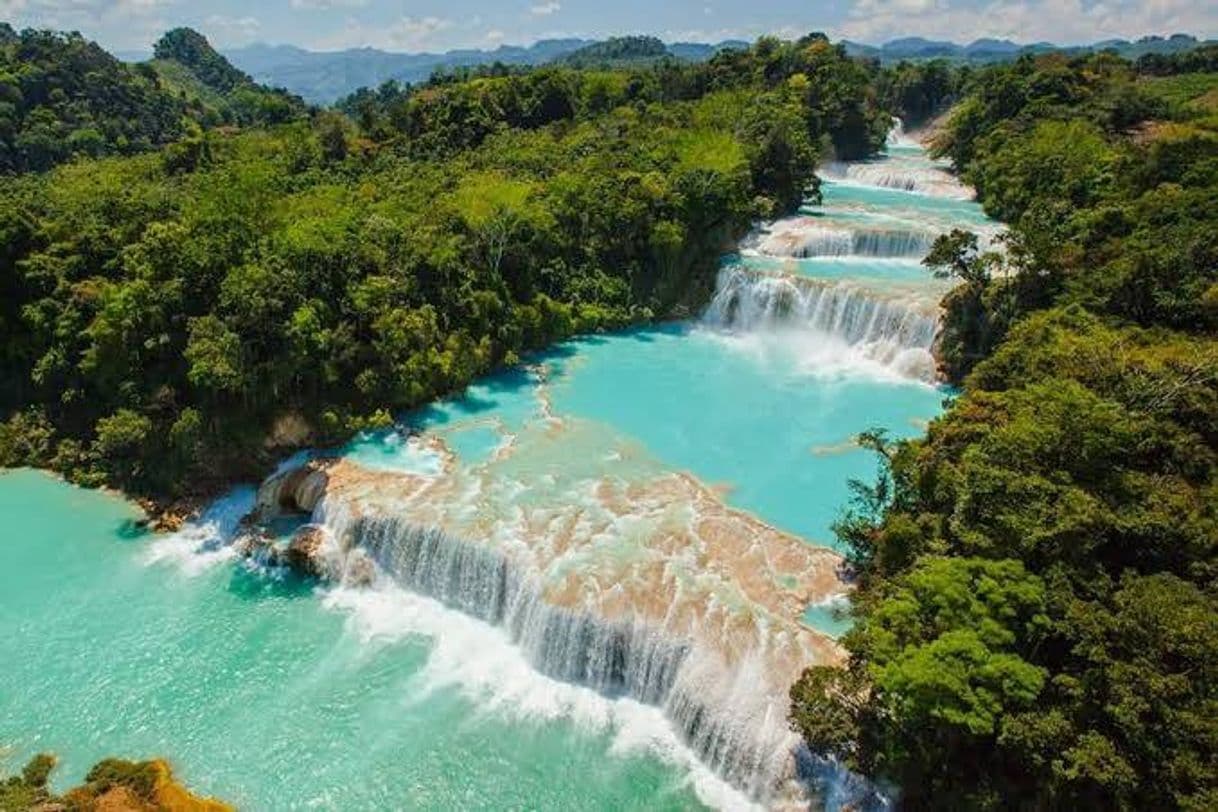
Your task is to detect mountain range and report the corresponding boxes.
[840,32,1210,62]
[113,32,1215,105]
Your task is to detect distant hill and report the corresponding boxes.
[105,30,1218,107]
[558,36,670,67]
[842,32,1216,63]
[222,39,594,104]
[218,37,747,104]
[0,23,310,173]
[146,28,308,126]
[669,40,750,61]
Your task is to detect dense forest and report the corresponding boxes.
[0,24,305,173]
[0,29,888,502]
[791,49,1218,810]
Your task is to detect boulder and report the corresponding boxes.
[285,525,328,577]
[253,462,329,521]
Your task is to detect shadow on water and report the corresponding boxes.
[794,744,893,812]
[407,364,542,428]
[116,518,152,541]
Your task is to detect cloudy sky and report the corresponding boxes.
[2,0,1215,53]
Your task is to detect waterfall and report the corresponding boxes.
[289,493,826,806]
[702,266,939,379]
[754,219,935,260]
[885,117,915,148]
[820,160,974,200]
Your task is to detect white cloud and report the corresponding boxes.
[2,0,173,49]
[530,2,561,17]
[315,14,457,51]
[837,0,1216,45]
[485,29,506,42]
[388,15,453,48]
[289,0,367,9]
[204,14,260,45]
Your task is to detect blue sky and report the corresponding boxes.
[2,0,1215,53]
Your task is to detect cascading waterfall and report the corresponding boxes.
[885,117,918,149]
[820,159,974,200]
[702,266,939,379]
[236,117,966,810]
[290,491,820,807]
[753,220,935,259]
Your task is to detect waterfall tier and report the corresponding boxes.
[251,454,847,806]
[702,266,941,380]
[821,159,974,200]
[751,218,936,260]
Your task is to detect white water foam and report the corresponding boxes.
[141,485,257,576]
[701,266,940,382]
[820,160,974,200]
[301,498,813,803]
[751,219,935,260]
[321,580,766,812]
[885,118,920,150]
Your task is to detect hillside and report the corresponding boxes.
[0,24,308,173]
[223,39,593,104]
[558,36,670,67]
[791,44,1218,810]
[0,24,194,172]
[147,28,308,126]
[219,37,746,103]
[0,32,886,497]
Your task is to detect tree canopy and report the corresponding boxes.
[0,26,306,174]
[791,48,1218,811]
[0,30,887,500]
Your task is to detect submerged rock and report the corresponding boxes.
[340,548,376,587]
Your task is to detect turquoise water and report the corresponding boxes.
[0,136,993,809]
[802,597,855,640]
[0,469,717,810]
[817,179,994,228]
[338,326,942,549]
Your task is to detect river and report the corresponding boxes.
[0,126,997,810]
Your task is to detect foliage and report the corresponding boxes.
[0,28,191,172]
[154,28,250,93]
[149,28,308,127]
[927,50,1218,378]
[0,31,886,498]
[559,36,670,68]
[876,59,961,126]
[0,752,231,811]
[792,46,1218,811]
[339,33,889,162]
[0,27,306,175]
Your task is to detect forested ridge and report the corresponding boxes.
[792,49,1218,810]
[0,23,306,174]
[0,28,888,502]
